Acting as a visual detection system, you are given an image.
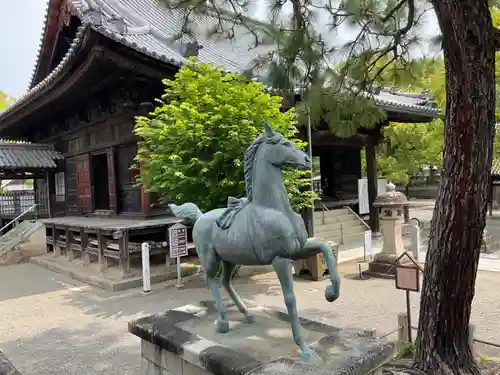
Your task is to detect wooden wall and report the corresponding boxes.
[37,94,146,216]
[116,142,142,213]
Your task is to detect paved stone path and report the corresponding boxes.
[0,262,499,375]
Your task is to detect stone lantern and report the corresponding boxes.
[367,182,409,277]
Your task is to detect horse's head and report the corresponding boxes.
[262,122,311,171]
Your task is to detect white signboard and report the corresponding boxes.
[377,179,388,196]
[169,223,188,258]
[364,230,372,260]
[358,178,388,215]
[358,179,369,214]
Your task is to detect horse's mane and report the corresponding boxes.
[244,131,282,201]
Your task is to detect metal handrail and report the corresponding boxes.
[344,205,370,230]
[318,201,344,245]
[0,203,38,234]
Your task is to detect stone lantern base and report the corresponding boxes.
[365,259,397,279]
[365,253,411,278]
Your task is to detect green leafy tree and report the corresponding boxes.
[376,120,443,185]
[135,59,316,212]
[0,91,14,113]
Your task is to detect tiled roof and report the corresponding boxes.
[370,88,440,117]
[1,0,440,121]
[0,143,63,169]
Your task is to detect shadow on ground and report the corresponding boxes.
[0,263,71,302]
[1,322,140,375]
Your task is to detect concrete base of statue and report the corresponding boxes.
[129,301,396,375]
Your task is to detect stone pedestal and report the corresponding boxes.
[129,301,395,375]
[367,183,408,278]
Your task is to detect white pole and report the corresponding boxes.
[410,224,421,262]
[176,256,183,288]
[141,242,151,293]
[307,112,315,237]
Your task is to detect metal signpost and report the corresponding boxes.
[392,251,424,343]
[169,223,188,287]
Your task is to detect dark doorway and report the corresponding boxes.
[91,153,110,210]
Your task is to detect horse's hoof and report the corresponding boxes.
[299,348,316,362]
[325,284,339,303]
[217,319,230,333]
[245,314,256,324]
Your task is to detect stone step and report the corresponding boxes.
[315,224,368,237]
[314,220,366,234]
[0,220,43,258]
[313,208,351,220]
[314,213,361,226]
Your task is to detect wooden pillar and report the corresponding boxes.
[45,170,55,218]
[301,208,314,237]
[365,143,380,234]
[119,229,131,277]
[141,185,152,216]
[489,176,494,217]
[97,229,108,272]
[138,147,154,216]
[106,147,117,214]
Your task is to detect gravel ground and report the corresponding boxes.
[0,262,499,375]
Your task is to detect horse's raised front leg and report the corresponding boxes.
[301,239,341,302]
[203,245,229,333]
[221,261,255,324]
[272,256,314,362]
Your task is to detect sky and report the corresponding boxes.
[0,0,48,98]
[0,1,441,99]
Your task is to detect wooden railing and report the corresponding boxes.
[0,190,50,218]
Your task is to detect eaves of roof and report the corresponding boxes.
[374,98,441,118]
[0,143,63,169]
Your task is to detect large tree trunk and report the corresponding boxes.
[413,2,496,375]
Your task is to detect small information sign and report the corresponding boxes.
[169,223,188,258]
[389,251,424,343]
[395,264,420,292]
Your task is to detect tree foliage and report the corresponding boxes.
[135,59,316,212]
[376,120,443,184]
[0,91,14,113]
[157,0,429,137]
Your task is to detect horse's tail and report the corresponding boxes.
[168,203,204,224]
